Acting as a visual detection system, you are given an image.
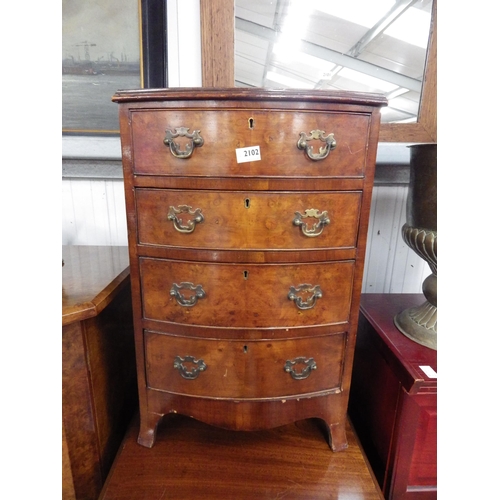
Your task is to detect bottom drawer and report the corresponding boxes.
[145,331,346,399]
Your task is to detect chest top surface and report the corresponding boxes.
[112,87,388,106]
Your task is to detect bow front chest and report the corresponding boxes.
[112,88,386,450]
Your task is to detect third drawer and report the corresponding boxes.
[140,257,355,329]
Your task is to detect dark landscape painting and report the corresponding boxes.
[62,0,141,133]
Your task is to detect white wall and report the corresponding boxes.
[362,185,427,293]
[62,178,128,247]
[167,0,202,87]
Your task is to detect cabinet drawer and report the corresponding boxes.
[145,331,345,398]
[140,258,354,328]
[136,189,361,250]
[130,109,370,178]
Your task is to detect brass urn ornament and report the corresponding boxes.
[394,144,437,350]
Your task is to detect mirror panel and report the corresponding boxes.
[235,0,433,124]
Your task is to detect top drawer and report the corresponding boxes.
[130,109,371,178]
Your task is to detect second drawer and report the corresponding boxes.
[136,189,362,250]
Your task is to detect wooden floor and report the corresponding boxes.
[99,414,383,499]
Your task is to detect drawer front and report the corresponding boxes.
[136,189,361,250]
[130,109,370,177]
[145,331,345,398]
[140,258,354,328]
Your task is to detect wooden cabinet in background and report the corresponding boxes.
[348,294,437,499]
[112,88,386,451]
[62,246,138,500]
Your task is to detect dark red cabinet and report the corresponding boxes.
[348,294,437,499]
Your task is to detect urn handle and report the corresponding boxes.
[164,127,204,159]
[297,130,336,161]
[293,209,330,237]
[284,357,317,380]
[173,355,207,380]
[168,205,204,233]
[170,282,206,307]
[288,284,323,310]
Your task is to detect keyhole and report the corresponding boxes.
[243,345,248,353]
[244,198,251,209]
[248,117,254,129]
[243,270,249,280]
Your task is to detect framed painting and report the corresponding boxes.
[62,0,167,136]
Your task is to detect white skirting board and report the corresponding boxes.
[61,179,427,294]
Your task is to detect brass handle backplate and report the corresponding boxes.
[168,205,204,233]
[170,282,206,307]
[293,209,330,237]
[164,127,204,159]
[288,284,323,310]
[173,355,207,379]
[284,357,317,380]
[297,130,336,161]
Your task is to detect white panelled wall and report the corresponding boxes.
[62,178,128,247]
[362,185,427,293]
[61,178,427,294]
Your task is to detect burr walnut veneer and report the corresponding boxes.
[62,246,137,500]
[112,88,386,451]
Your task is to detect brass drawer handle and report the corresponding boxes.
[173,355,207,379]
[297,130,336,161]
[164,127,204,159]
[170,282,206,307]
[293,209,330,237]
[284,357,317,380]
[168,205,204,233]
[288,284,323,310]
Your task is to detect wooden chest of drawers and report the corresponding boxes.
[112,88,386,451]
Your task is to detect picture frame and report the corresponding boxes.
[62,0,167,136]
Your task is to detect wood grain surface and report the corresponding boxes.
[62,246,130,325]
[62,246,137,500]
[99,414,384,500]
